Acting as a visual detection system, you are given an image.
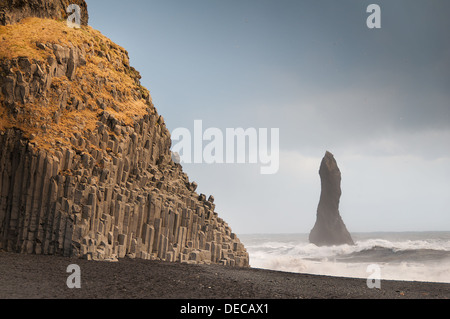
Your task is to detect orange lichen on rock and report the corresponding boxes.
[0,17,153,151]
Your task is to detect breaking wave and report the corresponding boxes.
[240,232,450,283]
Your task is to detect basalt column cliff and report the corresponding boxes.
[309,151,354,246]
[0,0,249,267]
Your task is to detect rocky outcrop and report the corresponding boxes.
[309,151,354,246]
[0,0,89,26]
[1,43,86,108]
[0,12,248,267]
[0,117,248,266]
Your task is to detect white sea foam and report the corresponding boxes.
[239,232,450,283]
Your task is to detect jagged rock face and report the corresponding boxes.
[0,14,249,267]
[0,0,88,26]
[309,151,354,246]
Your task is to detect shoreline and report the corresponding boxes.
[0,252,448,299]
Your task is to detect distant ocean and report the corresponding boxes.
[239,232,450,283]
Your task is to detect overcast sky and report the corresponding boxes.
[88,0,450,234]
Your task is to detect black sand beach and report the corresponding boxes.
[0,252,448,300]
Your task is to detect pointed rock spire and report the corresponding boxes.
[309,151,354,246]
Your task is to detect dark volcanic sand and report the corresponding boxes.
[0,252,449,299]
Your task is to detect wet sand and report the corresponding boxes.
[0,252,449,299]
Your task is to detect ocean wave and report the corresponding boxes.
[245,237,450,260]
[241,233,450,283]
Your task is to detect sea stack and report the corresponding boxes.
[309,151,354,246]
